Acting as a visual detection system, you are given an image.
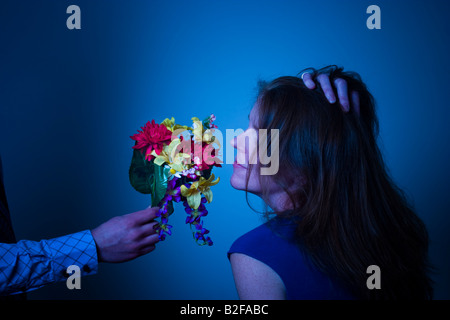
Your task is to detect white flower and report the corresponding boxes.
[182,167,196,176]
[165,164,181,178]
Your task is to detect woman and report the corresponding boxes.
[228,65,433,300]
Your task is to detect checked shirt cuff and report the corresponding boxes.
[49,230,99,282]
[0,230,98,295]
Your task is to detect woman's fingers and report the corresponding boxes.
[351,90,360,115]
[302,72,359,115]
[317,74,337,104]
[301,72,316,89]
[333,78,350,112]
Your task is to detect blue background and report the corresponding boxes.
[1,0,449,299]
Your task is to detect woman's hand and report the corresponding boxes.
[301,72,360,115]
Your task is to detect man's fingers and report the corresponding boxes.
[317,74,336,104]
[333,78,350,112]
[137,244,157,256]
[139,221,159,237]
[351,90,360,115]
[132,207,160,225]
[141,234,160,248]
[301,72,316,89]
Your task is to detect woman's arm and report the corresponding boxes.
[230,253,286,300]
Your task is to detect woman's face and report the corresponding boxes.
[229,104,262,194]
[229,103,302,212]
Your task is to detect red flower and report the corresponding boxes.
[130,120,172,161]
[190,139,222,170]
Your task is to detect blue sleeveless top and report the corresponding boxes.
[228,217,357,300]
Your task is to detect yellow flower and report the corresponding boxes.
[180,174,220,209]
[191,117,215,144]
[151,138,191,172]
[161,117,191,133]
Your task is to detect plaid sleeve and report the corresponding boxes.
[0,230,98,296]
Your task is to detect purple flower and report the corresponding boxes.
[165,178,182,203]
[168,177,178,190]
[159,233,167,241]
[197,203,208,216]
[158,204,168,217]
[154,171,214,245]
[194,222,210,235]
[160,217,172,234]
[169,187,181,202]
[156,217,173,241]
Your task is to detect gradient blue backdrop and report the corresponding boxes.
[1,0,449,299]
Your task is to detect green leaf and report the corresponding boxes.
[150,162,170,207]
[202,116,211,129]
[129,146,173,209]
[129,148,154,194]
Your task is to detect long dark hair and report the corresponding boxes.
[245,65,434,299]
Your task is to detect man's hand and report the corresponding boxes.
[91,207,160,263]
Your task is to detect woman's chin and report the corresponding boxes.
[230,174,243,190]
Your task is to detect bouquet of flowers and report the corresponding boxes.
[129,114,221,246]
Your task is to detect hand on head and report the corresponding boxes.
[301,71,360,115]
